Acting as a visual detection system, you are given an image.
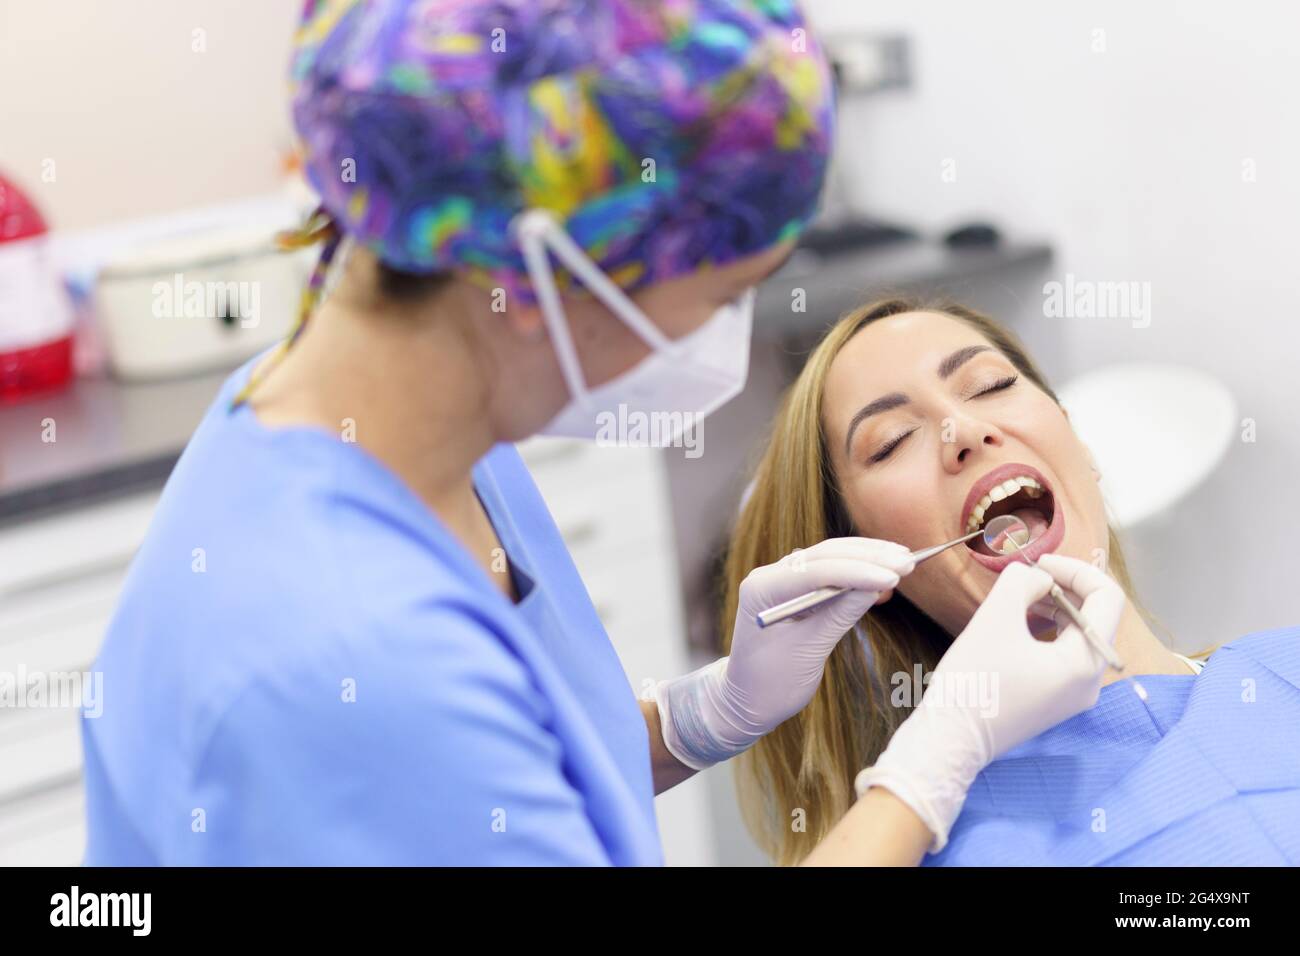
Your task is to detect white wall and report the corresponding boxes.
[0,0,299,229]
[806,0,1300,650]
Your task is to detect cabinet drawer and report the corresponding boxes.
[0,706,82,807]
[0,784,84,867]
[0,570,124,676]
[0,492,155,597]
[0,491,159,866]
[527,445,674,562]
[520,438,665,505]
[572,544,688,689]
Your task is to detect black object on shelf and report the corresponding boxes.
[943,221,1003,249]
[797,217,918,256]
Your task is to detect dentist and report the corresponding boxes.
[83,0,1120,866]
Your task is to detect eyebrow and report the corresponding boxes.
[841,345,993,458]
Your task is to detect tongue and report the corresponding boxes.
[1010,506,1050,542]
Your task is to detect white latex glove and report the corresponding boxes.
[854,553,1126,854]
[649,537,916,771]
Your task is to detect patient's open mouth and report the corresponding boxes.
[960,464,1063,569]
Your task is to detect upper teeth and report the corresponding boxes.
[966,475,1045,533]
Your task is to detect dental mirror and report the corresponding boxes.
[981,514,1032,556]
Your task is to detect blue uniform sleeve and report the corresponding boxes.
[186,606,613,865]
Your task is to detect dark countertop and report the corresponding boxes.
[0,236,1051,525]
[0,367,232,526]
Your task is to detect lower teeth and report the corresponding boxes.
[998,529,1030,555]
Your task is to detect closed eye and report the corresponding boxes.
[869,429,915,463]
[868,374,1019,463]
[971,374,1018,398]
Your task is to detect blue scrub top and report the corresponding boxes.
[925,625,1300,865]
[82,357,664,865]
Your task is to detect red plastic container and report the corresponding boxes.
[0,172,73,403]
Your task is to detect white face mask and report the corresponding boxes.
[513,209,754,445]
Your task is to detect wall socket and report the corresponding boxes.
[822,34,912,95]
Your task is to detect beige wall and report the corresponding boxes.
[0,0,300,231]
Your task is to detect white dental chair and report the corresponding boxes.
[1055,362,1237,529]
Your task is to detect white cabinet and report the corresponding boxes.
[0,491,158,866]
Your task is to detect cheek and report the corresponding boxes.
[847,478,920,546]
[1036,410,1111,560]
[660,304,715,340]
[1077,465,1111,560]
[853,493,961,622]
[845,478,933,550]
[574,311,651,384]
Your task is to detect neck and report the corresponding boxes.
[1100,599,1189,684]
[248,285,496,522]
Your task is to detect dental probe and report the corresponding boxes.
[754,528,985,629]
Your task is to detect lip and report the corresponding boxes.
[960,462,1065,572]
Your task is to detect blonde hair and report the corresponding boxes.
[719,296,1197,865]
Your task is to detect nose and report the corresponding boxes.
[941,408,1005,473]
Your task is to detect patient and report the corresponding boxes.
[721,296,1300,865]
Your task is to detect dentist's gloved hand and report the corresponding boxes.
[854,553,1126,854]
[649,538,916,771]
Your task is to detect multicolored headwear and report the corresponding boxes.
[286,0,835,301]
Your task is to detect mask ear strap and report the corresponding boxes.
[512,209,675,352]
[516,211,591,406]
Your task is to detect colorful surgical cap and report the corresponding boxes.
[287,0,836,301]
